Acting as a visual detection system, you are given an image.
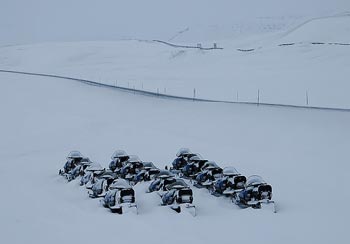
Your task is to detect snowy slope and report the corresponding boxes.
[276,13,350,44]
[1,13,350,109]
[0,72,349,244]
[1,0,349,45]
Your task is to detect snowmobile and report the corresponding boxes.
[101,179,137,214]
[181,154,208,179]
[119,155,144,182]
[147,170,176,193]
[193,161,223,188]
[109,150,129,172]
[234,175,276,212]
[170,148,197,173]
[211,167,246,196]
[134,162,160,183]
[81,162,106,189]
[160,179,196,216]
[66,159,92,182]
[59,151,88,176]
[88,172,117,198]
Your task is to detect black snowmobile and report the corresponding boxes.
[109,150,129,172]
[101,179,138,214]
[181,154,208,179]
[134,162,160,183]
[161,179,196,216]
[88,171,118,198]
[170,148,197,173]
[59,151,88,177]
[147,170,176,193]
[80,162,106,189]
[211,167,246,196]
[234,175,276,212]
[193,161,223,188]
[119,155,144,182]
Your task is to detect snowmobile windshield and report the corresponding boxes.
[67,151,83,159]
[166,179,188,190]
[143,162,156,169]
[157,170,174,178]
[110,179,131,189]
[81,159,92,166]
[189,154,207,162]
[111,150,129,160]
[176,148,192,157]
[246,175,265,187]
[100,172,116,179]
[86,163,104,172]
[223,167,239,176]
[203,161,220,170]
[133,162,144,168]
[127,155,142,163]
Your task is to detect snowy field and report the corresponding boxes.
[0,72,349,243]
[1,1,350,243]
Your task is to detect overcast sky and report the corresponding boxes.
[1,0,349,45]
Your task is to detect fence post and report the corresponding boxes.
[236,91,239,102]
[306,91,309,106]
[257,89,260,105]
[193,88,196,101]
[133,85,135,94]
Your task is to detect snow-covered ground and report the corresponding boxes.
[1,1,350,243]
[1,13,350,108]
[0,72,349,244]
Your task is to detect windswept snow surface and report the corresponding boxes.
[0,73,349,244]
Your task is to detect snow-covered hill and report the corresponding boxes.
[2,0,350,44]
[276,13,350,44]
[1,13,350,108]
[0,72,349,244]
